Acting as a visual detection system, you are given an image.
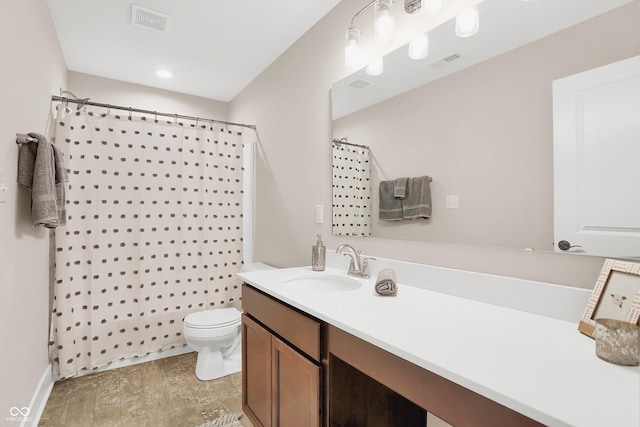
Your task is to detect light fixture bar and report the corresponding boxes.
[349,0,377,27]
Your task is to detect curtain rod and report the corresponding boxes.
[50,95,257,130]
[332,138,369,150]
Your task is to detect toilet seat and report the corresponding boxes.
[184,308,241,329]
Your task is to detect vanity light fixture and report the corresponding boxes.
[345,27,363,68]
[422,0,445,15]
[345,0,480,71]
[408,33,429,59]
[455,5,479,37]
[366,57,384,75]
[375,0,395,43]
[345,0,395,69]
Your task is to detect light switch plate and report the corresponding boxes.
[0,169,7,203]
[446,195,459,209]
[315,204,324,224]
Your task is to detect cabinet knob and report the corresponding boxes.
[558,240,582,251]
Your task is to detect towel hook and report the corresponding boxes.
[60,89,78,99]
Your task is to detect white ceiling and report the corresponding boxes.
[47,0,342,102]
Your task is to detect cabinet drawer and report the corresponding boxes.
[243,284,321,362]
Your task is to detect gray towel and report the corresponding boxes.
[375,268,397,296]
[379,180,403,221]
[402,176,432,219]
[18,133,68,228]
[17,134,38,188]
[393,177,408,198]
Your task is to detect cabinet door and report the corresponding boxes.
[272,336,321,427]
[243,315,272,427]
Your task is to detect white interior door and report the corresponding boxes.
[553,55,640,258]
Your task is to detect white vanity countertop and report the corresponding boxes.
[237,266,640,427]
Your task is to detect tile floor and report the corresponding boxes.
[38,352,252,427]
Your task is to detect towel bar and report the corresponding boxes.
[15,133,38,145]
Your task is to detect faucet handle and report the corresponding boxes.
[361,257,376,279]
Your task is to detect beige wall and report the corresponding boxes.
[230,0,640,288]
[334,3,640,250]
[67,72,229,121]
[0,0,67,418]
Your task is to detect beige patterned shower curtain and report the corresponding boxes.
[49,105,244,378]
[332,141,371,237]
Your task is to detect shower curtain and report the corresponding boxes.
[49,105,244,378]
[332,141,371,237]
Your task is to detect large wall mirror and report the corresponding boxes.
[331,0,640,257]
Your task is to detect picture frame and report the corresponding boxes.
[579,258,640,338]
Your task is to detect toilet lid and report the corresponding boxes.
[184,308,241,328]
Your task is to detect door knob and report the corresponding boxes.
[558,240,582,251]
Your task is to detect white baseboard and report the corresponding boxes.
[25,345,193,426]
[19,364,54,427]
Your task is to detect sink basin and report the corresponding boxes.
[284,273,362,293]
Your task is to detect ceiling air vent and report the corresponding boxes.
[131,4,171,33]
[429,53,461,68]
[348,79,371,89]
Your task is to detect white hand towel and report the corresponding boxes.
[375,268,398,296]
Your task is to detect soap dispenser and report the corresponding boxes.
[312,234,326,271]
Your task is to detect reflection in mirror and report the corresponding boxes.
[332,139,372,237]
[553,55,640,258]
[331,0,640,255]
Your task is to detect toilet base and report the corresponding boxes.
[193,343,242,381]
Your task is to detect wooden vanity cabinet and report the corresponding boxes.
[242,282,545,427]
[242,284,321,427]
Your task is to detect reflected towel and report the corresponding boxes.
[375,268,397,296]
[403,176,432,219]
[393,177,408,198]
[379,180,403,221]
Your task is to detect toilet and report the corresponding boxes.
[183,262,274,380]
[183,307,242,381]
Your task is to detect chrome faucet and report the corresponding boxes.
[336,244,374,279]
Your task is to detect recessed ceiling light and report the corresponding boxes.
[156,69,173,78]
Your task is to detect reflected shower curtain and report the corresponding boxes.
[332,141,371,237]
[49,105,244,378]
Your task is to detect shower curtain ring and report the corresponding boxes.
[128,107,133,120]
[154,111,158,122]
[174,114,178,125]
